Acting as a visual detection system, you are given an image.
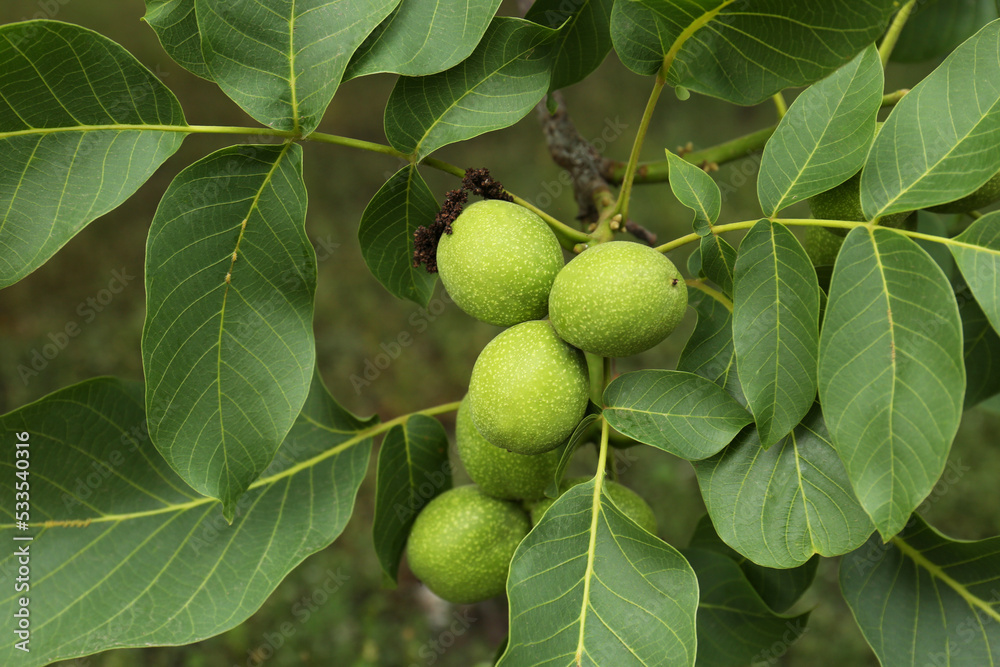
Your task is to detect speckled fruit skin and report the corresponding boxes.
[548,241,687,358]
[406,485,530,604]
[468,320,588,455]
[928,171,1000,214]
[804,226,844,267]
[455,396,560,500]
[436,200,564,327]
[809,173,911,237]
[529,476,657,534]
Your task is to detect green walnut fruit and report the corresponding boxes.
[548,241,687,358]
[456,396,560,501]
[406,485,530,604]
[529,476,657,534]
[928,171,1000,214]
[809,173,911,237]
[436,200,564,327]
[804,226,844,267]
[468,320,588,455]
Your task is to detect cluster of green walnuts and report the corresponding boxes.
[404,161,1000,605]
[406,200,685,604]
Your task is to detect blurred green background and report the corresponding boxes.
[1,2,998,666]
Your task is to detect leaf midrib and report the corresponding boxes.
[0,123,192,139]
[868,229,898,528]
[892,534,1000,623]
[662,0,738,71]
[574,420,611,666]
[288,0,300,134]
[11,420,365,531]
[606,405,741,421]
[211,142,293,500]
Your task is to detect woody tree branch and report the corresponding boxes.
[534,92,658,245]
[535,92,613,224]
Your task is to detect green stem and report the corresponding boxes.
[657,216,984,256]
[881,89,910,107]
[879,0,918,66]
[185,124,294,138]
[258,399,462,489]
[306,130,410,159]
[307,134,590,244]
[586,352,607,406]
[508,194,593,246]
[657,218,862,252]
[772,92,788,120]
[685,279,733,312]
[605,90,908,185]
[164,125,593,245]
[614,67,668,223]
[686,125,776,167]
[311,136,589,246]
[656,232,701,254]
[607,126,776,184]
[419,156,465,178]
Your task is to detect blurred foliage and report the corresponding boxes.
[0,2,996,666]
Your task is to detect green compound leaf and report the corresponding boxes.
[0,20,186,290]
[666,151,721,235]
[699,234,737,298]
[525,0,615,91]
[840,514,1000,667]
[684,548,809,667]
[610,0,897,104]
[603,370,752,461]
[358,165,439,306]
[372,414,451,585]
[891,0,998,63]
[861,20,1000,219]
[693,405,874,570]
[758,45,883,216]
[346,0,501,79]
[143,144,316,520]
[384,17,558,159]
[678,289,744,406]
[818,228,964,540]
[951,212,1000,336]
[689,515,818,613]
[143,0,212,79]
[733,220,820,448]
[197,0,399,134]
[499,478,699,667]
[0,374,375,667]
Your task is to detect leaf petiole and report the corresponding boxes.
[656,216,991,255]
[612,67,668,225]
[878,0,918,66]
